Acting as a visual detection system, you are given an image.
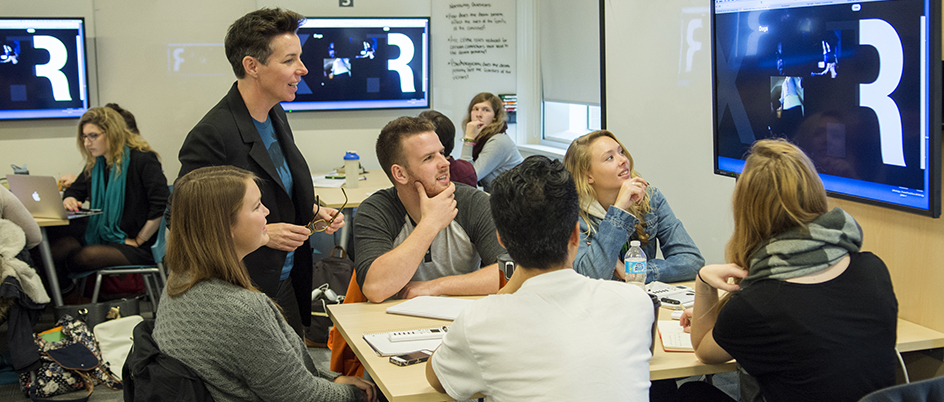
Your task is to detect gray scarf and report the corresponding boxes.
[741,207,862,287]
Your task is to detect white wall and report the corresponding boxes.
[604,1,734,265]
[0,0,432,181]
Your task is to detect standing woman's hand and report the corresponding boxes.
[613,177,648,211]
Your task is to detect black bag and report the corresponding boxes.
[305,246,353,346]
[54,296,142,330]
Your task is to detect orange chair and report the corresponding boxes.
[328,272,366,377]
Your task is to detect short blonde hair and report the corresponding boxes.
[76,107,156,176]
[726,139,828,270]
[165,166,260,297]
[563,130,651,243]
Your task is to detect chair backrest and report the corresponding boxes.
[151,185,172,264]
[859,376,944,402]
[151,214,168,264]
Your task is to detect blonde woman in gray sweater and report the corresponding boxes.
[153,166,377,402]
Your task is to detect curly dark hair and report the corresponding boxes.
[489,155,579,269]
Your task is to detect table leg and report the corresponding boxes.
[38,227,64,307]
[337,207,353,250]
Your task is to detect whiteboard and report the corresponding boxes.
[430,0,516,156]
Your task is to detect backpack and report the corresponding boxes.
[305,246,353,346]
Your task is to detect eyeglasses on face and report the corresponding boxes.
[309,186,347,235]
[81,133,101,141]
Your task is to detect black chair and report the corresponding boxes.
[123,320,215,401]
[859,376,944,402]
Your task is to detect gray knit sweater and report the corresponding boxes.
[153,278,363,401]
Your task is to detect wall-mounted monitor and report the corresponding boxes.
[711,0,941,217]
[283,17,429,112]
[0,18,89,120]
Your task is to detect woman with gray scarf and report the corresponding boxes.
[683,139,898,402]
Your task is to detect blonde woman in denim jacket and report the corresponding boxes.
[563,130,704,283]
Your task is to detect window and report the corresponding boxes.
[538,0,603,147]
[542,101,602,144]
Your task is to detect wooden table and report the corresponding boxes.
[329,296,944,402]
[313,169,389,249]
[33,216,70,307]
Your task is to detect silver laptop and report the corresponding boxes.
[5,174,96,219]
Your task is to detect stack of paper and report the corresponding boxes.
[646,281,695,310]
[385,296,474,320]
[363,331,443,357]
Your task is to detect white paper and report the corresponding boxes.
[385,296,474,321]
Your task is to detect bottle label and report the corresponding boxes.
[625,260,647,274]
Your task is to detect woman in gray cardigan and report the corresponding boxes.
[460,92,523,192]
[153,166,377,402]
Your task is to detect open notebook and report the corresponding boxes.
[657,320,694,352]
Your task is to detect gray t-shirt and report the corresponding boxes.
[353,183,507,292]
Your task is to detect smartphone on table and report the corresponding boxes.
[389,350,433,366]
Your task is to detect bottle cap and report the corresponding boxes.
[344,151,360,160]
[630,240,641,247]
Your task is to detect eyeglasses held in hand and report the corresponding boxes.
[309,186,347,235]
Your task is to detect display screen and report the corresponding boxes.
[283,17,429,112]
[712,0,941,217]
[0,18,88,120]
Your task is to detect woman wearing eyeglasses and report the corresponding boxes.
[153,166,377,402]
[51,107,169,301]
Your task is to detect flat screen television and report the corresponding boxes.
[0,18,89,120]
[283,17,429,112]
[711,0,942,217]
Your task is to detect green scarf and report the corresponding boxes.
[85,146,130,245]
[741,207,862,287]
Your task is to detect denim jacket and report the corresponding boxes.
[574,186,704,283]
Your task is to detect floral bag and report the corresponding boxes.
[17,314,122,399]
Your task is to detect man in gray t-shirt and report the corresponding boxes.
[355,117,507,302]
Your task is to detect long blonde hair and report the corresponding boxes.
[165,166,260,297]
[726,139,828,270]
[461,92,507,160]
[563,130,651,243]
[76,107,156,176]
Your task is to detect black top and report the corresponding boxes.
[176,82,316,325]
[713,251,898,402]
[64,149,168,248]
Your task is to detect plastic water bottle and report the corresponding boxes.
[344,151,360,188]
[624,240,647,289]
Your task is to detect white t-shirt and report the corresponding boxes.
[431,269,654,401]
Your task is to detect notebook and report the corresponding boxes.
[6,174,98,219]
[657,320,694,352]
[362,328,444,357]
[385,296,474,321]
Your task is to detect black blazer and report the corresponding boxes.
[177,82,315,325]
